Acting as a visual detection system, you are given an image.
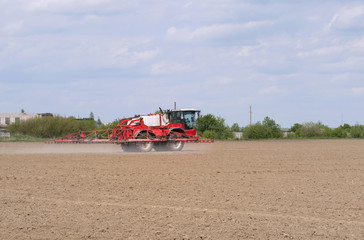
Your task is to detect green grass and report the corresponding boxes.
[0,135,48,142]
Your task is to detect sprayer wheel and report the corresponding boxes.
[135,133,153,152]
[154,142,167,151]
[121,144,137,152]
[167,141,184,151]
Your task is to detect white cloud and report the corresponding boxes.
[326,5,364,31]
[167,21,273,41]
[167,27,177,35]
[218,77,234,85]
[297,46,344,58]
[211,77,234,85]
[352,88,364,96]
[307,15,320,22]
[237,46,255,57]
[151,62,190,75]
[258,86,280,95]
[2,20,23,34]
[321,56,364,72]
[326,14,338,32]
[192,22,267,39]
[132,49,158,61]
[26,0,106,11]
[112,48,158,67]
[0,34,158,71]
[352,37,364,48]
[182,1,193,9]
[25,0,137,13]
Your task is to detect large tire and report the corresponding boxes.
[153,142,167,152]
[167,141,184,151]
[121,144,137,152]
[135,133,153,152]
[166,129,185,151]
[136,141,153,152]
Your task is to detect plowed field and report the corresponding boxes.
[1,140,363,239]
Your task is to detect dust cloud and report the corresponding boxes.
[0,142,213,155]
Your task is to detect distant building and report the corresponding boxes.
[281,128,293,137]
[233,131,243,139]
[0,113,53,127]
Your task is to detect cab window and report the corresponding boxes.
[182,112,195,130]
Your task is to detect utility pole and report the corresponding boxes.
[174,102,176,110]
[249,105,252,126]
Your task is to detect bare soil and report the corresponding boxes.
[1,140,363,239]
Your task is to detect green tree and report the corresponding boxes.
[350,124,364,138]
[7,115,98,138]
[289,123,302,133]
[298,122,323,138]
[243,122,266,139]
[331,127,346,138]
[242,116,282,139]
[342,123,351,130]
[262,116,282,138]
[202,130,215,139]
[321,125,332,137]
[96,117,103,128]
[230,123,241,132]
[195,114,233,140]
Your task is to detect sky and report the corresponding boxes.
[1,0,364,128]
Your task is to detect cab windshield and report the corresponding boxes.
[170,111,199,130]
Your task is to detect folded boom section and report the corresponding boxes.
[45,128,213,144]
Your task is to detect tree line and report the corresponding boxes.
[5,113,364,140]
[7,116,102,138]
[195,114,364,140]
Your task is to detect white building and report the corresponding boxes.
[0,113,47,127]
[233,131,243,139]
[281,128,293,137]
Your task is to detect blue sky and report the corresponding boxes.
[1,0,364,128]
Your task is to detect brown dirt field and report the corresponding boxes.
[1,140,364,239]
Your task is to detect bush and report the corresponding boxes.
[195,114,233,140]
[243,122,268,139]
[321,125,333,138]
[243,116,282,140]
[7,116,98,138]
[289,123,302,133]
[202,130,215,139]
[331,127,347,138]
[286,133,296,138]
[350,124,364,138]
[288,122,354,139]
[297,122,323,138]
[262,116,282,138]
[230,123,242,132]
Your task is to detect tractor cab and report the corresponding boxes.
[166,109,201,131]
